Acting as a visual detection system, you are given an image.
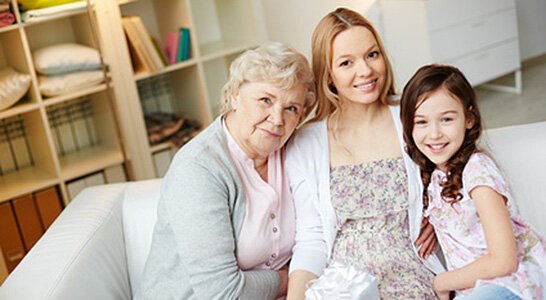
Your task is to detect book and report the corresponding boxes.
[164,31,179,65]
[0,121,16,174]
[122,17,156,73]
[151,36,168,67]
[153,148,172,177]
[177,27,191,62]
[0,202,26,272]
[34,187,63,230]
[66,178,86,200]
[70,99,92,149]
[0,246,8,285]
[129,16,164,70]
[104,164,126,183]
[6,117,32,169]
[12,194,44,251]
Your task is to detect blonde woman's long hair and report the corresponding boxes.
[310,7,396,122]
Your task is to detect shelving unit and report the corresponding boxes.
[94,0,265,178]
[0,0,126,205]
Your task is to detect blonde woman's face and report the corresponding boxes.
[226,81,306,160]
[330,26,386,105]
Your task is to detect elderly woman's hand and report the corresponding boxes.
[414,217,438,259]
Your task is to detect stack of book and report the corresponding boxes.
[164,27,192,65]
[0,186,63,272]
[0,116,34,175]
[47,97,98,156]
[121,16,167,74]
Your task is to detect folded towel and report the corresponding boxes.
[0,11,14,27]
[21,1,87,23]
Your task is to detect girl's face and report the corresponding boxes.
[330,26,386,105]
[412,88,473,172]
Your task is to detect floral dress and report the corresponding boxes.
[426,152,546,299]
[330,157,436,299]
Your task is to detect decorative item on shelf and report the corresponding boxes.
[145,112,201,148]
[32,43,105,97]
[46,97,98,155]
[0,115,34,175]
[0,67,32,111]
[0,0,15,27]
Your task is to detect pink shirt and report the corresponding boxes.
[425,153,546,299]
[223,122,295,271]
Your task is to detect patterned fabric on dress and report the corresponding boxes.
[330,157,436,300]
[425,152,546,299]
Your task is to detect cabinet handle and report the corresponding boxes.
[7,251,24,262]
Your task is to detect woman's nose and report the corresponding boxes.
[356,60,373,77]
[268,106,284,126]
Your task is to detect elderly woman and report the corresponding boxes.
[137,43,315,299]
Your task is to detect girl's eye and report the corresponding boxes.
[415,120,427,125]
[368,51,380,59]
[441,117,453,123]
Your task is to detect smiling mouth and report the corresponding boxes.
[427,143,448,153]
[354,79,377,91]
[260,128,282,138]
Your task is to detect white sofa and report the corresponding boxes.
[1,122,545,300]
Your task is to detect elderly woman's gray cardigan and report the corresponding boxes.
[137,117,281,300]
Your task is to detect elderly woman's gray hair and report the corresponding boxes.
[221,42,316,120]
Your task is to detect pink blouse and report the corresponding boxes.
[425,153,546,299]
[223,122,295,271]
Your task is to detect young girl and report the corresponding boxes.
[400,64,546,300]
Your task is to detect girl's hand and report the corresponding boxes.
[415,217,438,258]
[434,289,450,300]
[433,275,450,300]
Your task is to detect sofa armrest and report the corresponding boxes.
[0,183,131,300]
[484,121,546,236]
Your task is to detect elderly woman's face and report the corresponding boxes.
[228,81,306,160]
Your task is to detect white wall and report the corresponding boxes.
[260,0,546,62]
[258,0,380,59]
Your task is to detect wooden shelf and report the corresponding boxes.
[59,145,124,181]
[43,83,109,107]
[0,167,58,203]
[0,102,39,119]
[199,40,257,62]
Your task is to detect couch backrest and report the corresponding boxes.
[121,179,161,296]
[483,121,546,236]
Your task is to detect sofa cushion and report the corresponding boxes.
[122,179,161,296]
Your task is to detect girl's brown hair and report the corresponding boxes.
[400,64,482,208]
[310,7,396,122]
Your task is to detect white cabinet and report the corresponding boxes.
[380,0,521,92]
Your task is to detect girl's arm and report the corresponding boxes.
[433,186,518,293]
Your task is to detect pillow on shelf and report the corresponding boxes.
[0,67,32,111]
[39,70,104,97]
[33,43,101,75]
